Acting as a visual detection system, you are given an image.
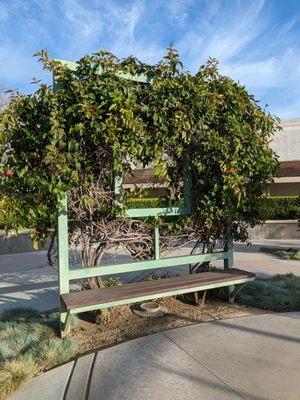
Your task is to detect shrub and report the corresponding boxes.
[0,46,279,286]
[259,247,300,260]
[257,196,300,220]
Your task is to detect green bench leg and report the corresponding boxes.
[229,283,247,304]
[60,299,71,338]
[228,285,235,304]
[194,290,207,306]
[224,224,235,304]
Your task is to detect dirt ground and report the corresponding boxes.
[73,296,264,355]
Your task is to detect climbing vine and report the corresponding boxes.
[0,46,280,276]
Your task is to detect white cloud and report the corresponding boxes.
[61,0,103,40]
[165,0,195,25]
[222,47,300,90]
[0,0,299,117]
[177,0,267,70]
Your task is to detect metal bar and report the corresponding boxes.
[153,226,160,260]
[223,224,233,270]
[57,193,70,333]
[125,156,193,218]
[68,276,254,315]
[114,169,123,207]
[223,223,234,300]
[230,282,247,299]
[60,311,71,338]
[125,206,190,217]
[68,251,229,280]
[58,194,70,293]
[54,59,152,84]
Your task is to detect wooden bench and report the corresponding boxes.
[61,268,255,315]
[61,268,255,314]
[57,196,255,337]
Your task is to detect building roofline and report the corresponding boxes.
[280,117,300,127]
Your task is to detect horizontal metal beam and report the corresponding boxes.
[68,276,254,314]
[68,251,229,280]
[125,206,191,217]
[54,59,152,84]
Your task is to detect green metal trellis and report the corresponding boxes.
[54,60,240,336]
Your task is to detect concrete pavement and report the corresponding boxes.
[10,312,300,400]
[0,239,299,314]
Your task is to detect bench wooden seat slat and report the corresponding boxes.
[61,268,255,311]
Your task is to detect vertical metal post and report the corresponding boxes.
[153,226,160,260]
[224,223,234,302]
[57,193,70,335]
[114,169,122,206]
[113,147,123,207]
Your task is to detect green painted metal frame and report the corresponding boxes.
[54,58,249,336]
[55,59,152,84]
[57,195,71,335]
[56,192,241,335]
[68,250,230,280]
[56,58,193,218]
[57,195,241,335]
[120,157,192,217]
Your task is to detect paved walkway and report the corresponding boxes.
[10,312,300,400]
[0,239,299,314]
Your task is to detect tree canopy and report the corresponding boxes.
[0,46,280,256]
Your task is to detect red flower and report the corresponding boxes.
[6,170,14,176]
[229,166,235,173]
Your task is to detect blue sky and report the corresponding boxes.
[0,0,300,119]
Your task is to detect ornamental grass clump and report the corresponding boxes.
[0,308,77,399]
[259,246,300,260]
[237,274,300,312]
[0,356,38,400]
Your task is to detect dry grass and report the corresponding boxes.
[73,296,261,354]
[0,357,38,400]
[0,308,77,399]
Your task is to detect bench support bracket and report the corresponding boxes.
[229,283,247,304]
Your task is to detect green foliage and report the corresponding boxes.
[237,274,300,312]
[126,197,184,209]
[0,46,280,244]
[257,196,300,220]
[147,272,178,280]
[259,247,300,260]
[0,308,77,399]
[103,277,122,287]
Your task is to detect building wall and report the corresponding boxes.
[270,118,300,161]
[269,118,300,197]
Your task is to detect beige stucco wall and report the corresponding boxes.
[270,118,300,162]
[269,118,300,196]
